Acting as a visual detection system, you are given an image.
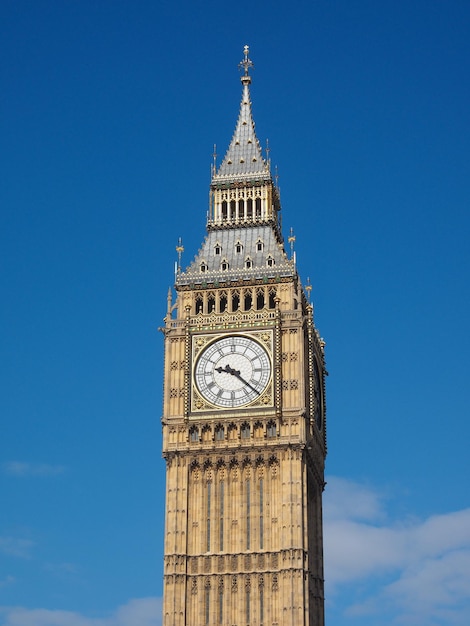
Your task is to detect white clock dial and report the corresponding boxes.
[194,335,271,408]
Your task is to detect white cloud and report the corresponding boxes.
[0,536,34,559]
[3,462,66,477]
[324,476,470,625]
[43,562,78,576]
[0,598,162,626]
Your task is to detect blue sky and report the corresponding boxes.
[1,1,469,625]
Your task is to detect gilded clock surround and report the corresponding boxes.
[192,331,274,412]
[161,47,327,626]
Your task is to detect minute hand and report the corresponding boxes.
[231,370,261,395]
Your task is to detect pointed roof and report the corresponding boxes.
[213,46,270,183]
[176,225,294,287]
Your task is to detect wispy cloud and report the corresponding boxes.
[324,476,470,625]
[43,562,79,577]
[0,575,15,588]
[0,597,162,626]
[3,462,66,477]
[0,536,34,559]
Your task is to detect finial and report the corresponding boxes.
[288,227,296,258]
[305,277,312,302]
[239,44,253,84]
[212,144,217,171]
[175,237,184,274]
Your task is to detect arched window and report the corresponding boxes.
[245,257,252,269]
[244,290,252,311]
[227,423,237,440]
[247,198,253,219]
[219,293,227,313]
[266,255,275,267]
[231,291,240,311]
[268,288,276,309]
[235,241,243,254]
[221,259,229,271]
[195,295,203,314]
[214,244,221,255]
[256,288,265,310]
[202,425,212,442]
[238,199,245,220]
[241,423,250,439]
[230,199,236,220]
[215,425,224,440]
[200,262,207,273]
[208,293,216,313]
[256,239,263,252]
[267,421,276,438]
[190,427,199,442]
[255,197,262,218]
[221,201,227,221]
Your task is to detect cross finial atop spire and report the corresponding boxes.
[238,44,253,84]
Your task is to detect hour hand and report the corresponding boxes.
[216,364,240,376]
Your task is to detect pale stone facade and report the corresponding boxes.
[161,47,327,626]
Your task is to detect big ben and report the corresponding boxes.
[161,47,327,626]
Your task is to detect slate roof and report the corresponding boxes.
[213,79,270,183]
[176,225,294,287]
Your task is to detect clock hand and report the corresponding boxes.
[228,367,260,395]
[215,364,241,376]
[215,364,260,395]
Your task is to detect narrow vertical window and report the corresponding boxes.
[218,589,223,624]
[260,587,264,624]
[219,481,224,551]
[205,588,210,625]
[246,588,250,623]
[255,197,262,218]
[232,292,240,312]
[221,201,227,220]
[259,478,264,549]
[244,290,252,310]
[246,479,251,550]
[268,289,276,309]
[206,481,211,551]
[219,294,227,313]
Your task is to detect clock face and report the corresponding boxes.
[194,335,271,408]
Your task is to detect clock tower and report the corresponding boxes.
[161,47,327,626]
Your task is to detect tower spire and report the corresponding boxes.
[213,45,268,182]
